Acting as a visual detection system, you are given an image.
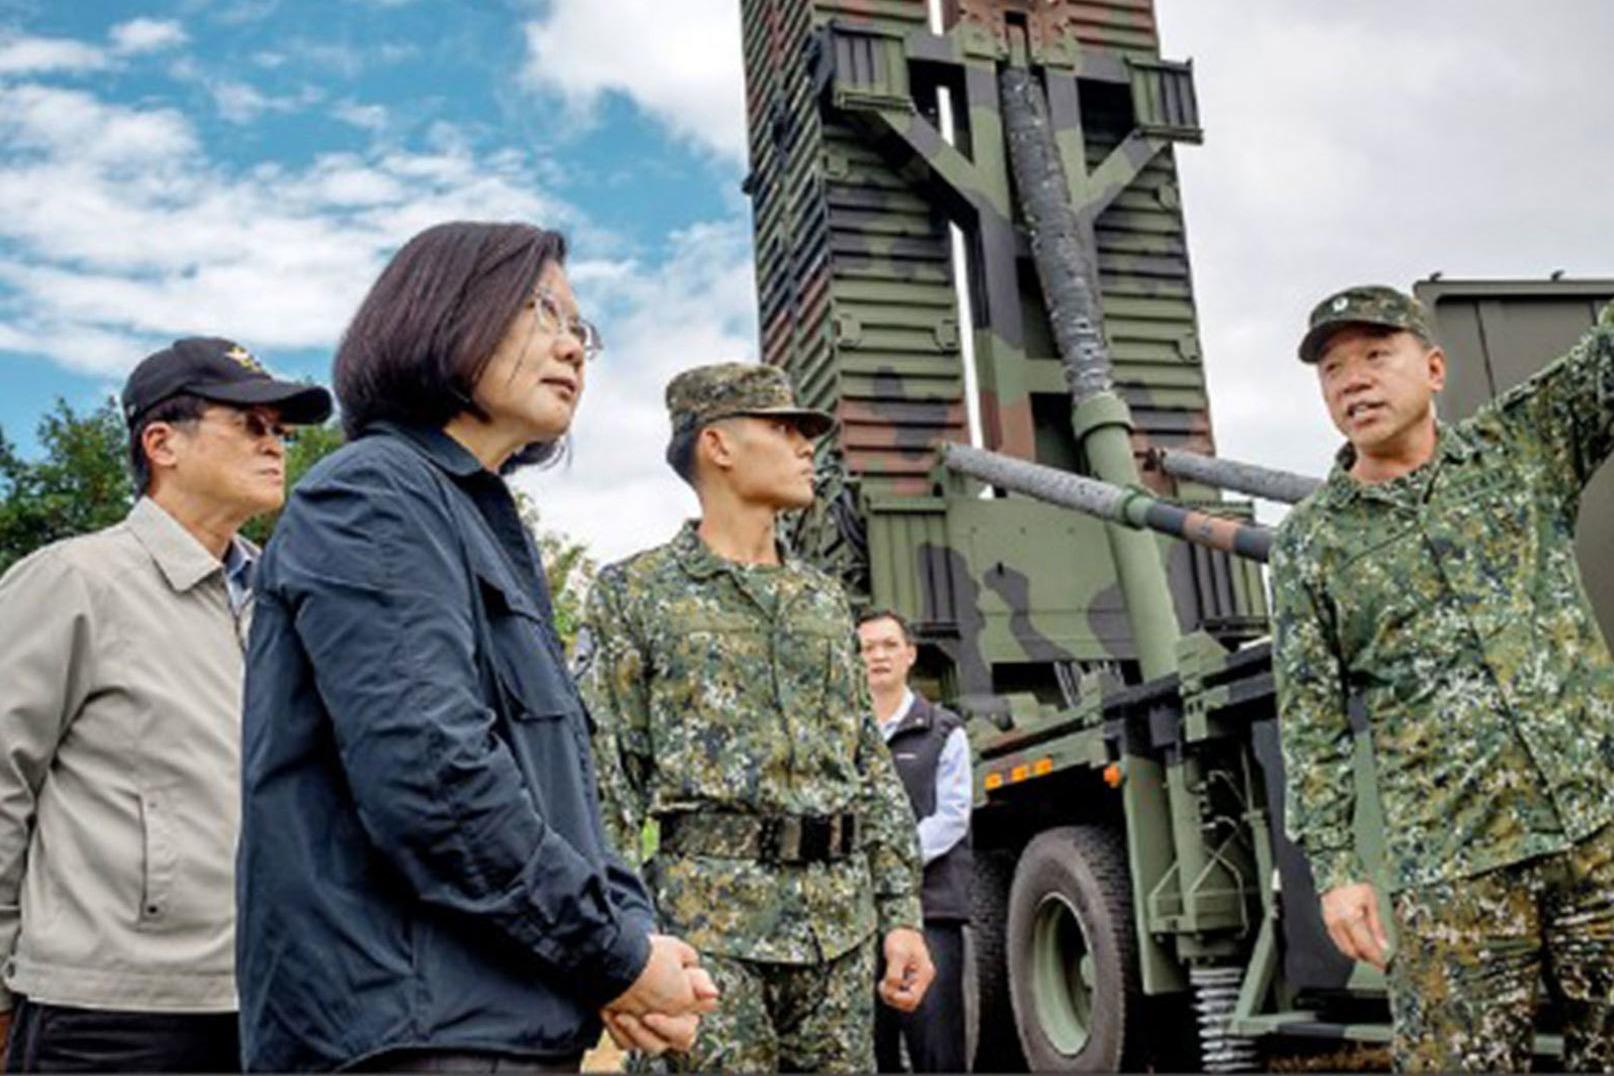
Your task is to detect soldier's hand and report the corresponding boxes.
[1321,882,1389,970]
[878,927,935,1012]
[609,934,718,1017]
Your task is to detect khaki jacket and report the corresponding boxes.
[0,498,249,1012]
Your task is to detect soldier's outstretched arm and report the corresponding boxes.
[578,570,654,865]
[1490,299,1614,498]
[1271,528,1365,902]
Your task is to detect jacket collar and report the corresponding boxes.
[365,421,484,480]
[671,519,797,581]
[126,497,227,594]
[889,692,935,738]
[1321,421,1473,508]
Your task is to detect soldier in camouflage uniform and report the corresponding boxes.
[1272,285,1614,1071]
[578,363,932,1072]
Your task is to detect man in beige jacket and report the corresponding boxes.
[0,338,330,1072]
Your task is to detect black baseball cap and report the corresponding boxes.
[121,337,333,426]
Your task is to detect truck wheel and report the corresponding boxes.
[1008,825,1144,1072]
[970,848,1028,1072]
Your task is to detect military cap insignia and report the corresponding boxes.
[1332,296,1350,313]
[225,344,267,374]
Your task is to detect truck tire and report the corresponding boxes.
[970,848,1028,1072]
[1008,825,1145,1072]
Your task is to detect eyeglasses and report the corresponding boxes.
[529,288,603,361]
[206,408,292,442]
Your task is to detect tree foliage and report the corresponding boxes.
[515,490,597,654]
[0,398,134,576]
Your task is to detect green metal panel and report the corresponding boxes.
[739,0,1262,683]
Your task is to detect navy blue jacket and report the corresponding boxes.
[238,423,653,1072]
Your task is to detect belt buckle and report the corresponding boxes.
[761,816,805,863]
[799,815,832,863]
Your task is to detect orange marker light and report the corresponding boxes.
[1103,762,1124,789]
[1033,758,1053,777]
[1010,764,1030,783]
[984,772,1004,791]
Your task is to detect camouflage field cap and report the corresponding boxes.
[665,362,837,438]
[1298,284,1435,363]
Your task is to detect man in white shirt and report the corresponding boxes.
[857,610,972,1073]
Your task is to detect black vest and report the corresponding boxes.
[884,695,973,923]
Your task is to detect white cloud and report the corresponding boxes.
[109,18,188,55]
[0,82,567,376]
[0,20,186,76]
[332,100,388,133]
[0,34,108,75]
[521,0,747,161]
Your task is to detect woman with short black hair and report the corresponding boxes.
[238,221,715,1073]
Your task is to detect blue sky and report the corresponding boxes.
[0,0,745,441]
[3,1,1612,558]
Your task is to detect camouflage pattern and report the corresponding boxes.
[664,361,836,438]
[1298,284,1437,364]
[665,938,878,1074]
[579,521,923,965]
[1274,301,1614,895]
[1389,821,1614,1072]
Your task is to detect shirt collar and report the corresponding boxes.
[879,687,918,734]
[365,421,485,480]
[126,497,228,594]
[224,535,257,583]
[1321,421,1471,508]
[672,519,796,580]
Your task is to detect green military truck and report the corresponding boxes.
[735,0,1612,1068]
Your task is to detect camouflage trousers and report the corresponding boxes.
[1389,823,1614,1072]
[668,936,877,1074]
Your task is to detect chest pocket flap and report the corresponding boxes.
[475,570,579,721]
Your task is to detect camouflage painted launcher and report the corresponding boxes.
[943,443,1274,561]
[1147,446,1322,505]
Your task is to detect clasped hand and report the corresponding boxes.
[1320,882,1390,971]
[601,934,720,1056]
[878,927,935,1013]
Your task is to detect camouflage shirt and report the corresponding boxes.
[1273,303,1614,894]
[578,521,923,964]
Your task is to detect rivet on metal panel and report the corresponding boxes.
[933,317,960,351]
[1156,183,1180,210]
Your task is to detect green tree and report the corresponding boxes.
[515,490,597,654]
[0,398,135,575]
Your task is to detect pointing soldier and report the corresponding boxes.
[1272,286,1614,1071]
[579,362,933,1072]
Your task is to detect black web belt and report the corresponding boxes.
[659,811,860,864]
